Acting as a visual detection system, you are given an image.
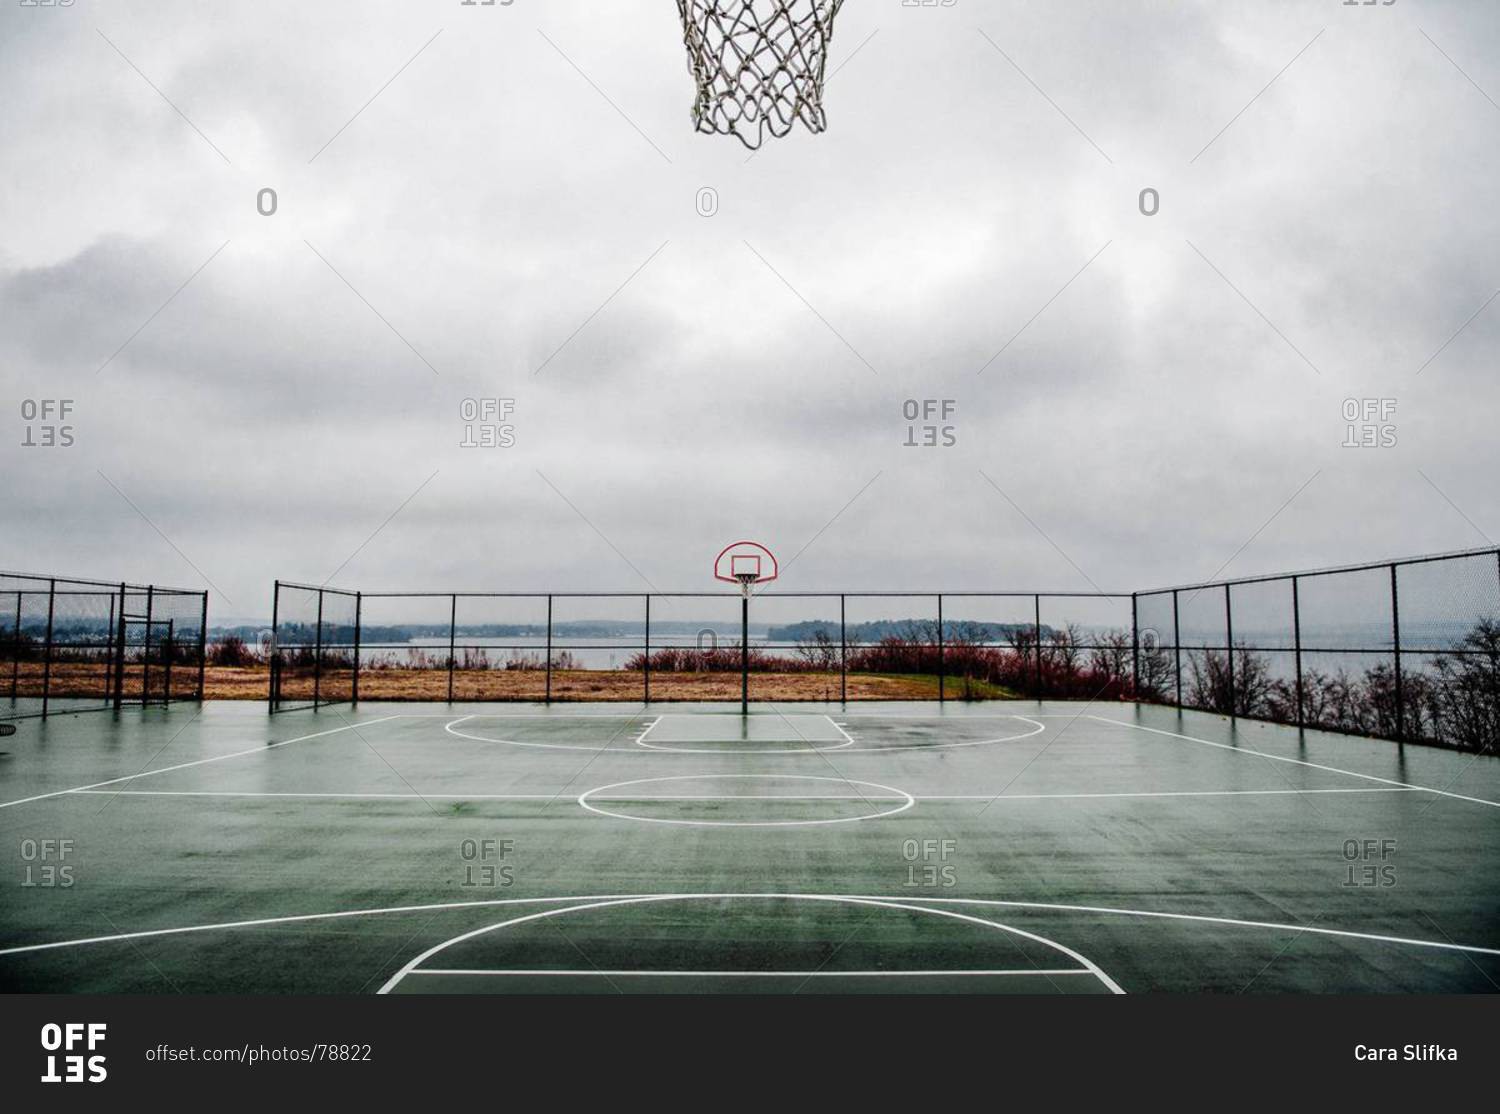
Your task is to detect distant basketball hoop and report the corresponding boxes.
[714,541,778,597]
[714,541,777,712]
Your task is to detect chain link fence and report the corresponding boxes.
[268,550,1499,754]
[0,572,209,720]
[1136,547,1500,752]
[266,581,1138,711]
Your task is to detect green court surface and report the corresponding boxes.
[1,700,1497,994]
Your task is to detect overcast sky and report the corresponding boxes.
[2,0,1496,621]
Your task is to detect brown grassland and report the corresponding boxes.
[5,663,1014,702]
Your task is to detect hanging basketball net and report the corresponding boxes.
[676,0,845,150]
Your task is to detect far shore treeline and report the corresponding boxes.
[210,619,1056,643]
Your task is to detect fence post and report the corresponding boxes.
[1130,592,1140,698]
[643,594,651,704]
[268,580,281,712]
[351,592,362,704]
[163,618,174,705]
[1033,594,1043,698]
[116,582,129,711]
[1172,589,1182,709]
[1224,583,1234,718]
[937,595,945,704]
[1390,563,1404,741]
[312,588,323,707]
[1289,576,1303,729]
[446,594,456,704]
[143,585,156,706]
[840,594,847,704]
[196,590,208,703]
[41,579,56,718]
[545,595,553,704]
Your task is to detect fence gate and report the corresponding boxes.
[112,615,178,709]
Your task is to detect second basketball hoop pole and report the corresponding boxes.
[713,541,779,716]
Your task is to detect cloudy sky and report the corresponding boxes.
[2,0,1496,621]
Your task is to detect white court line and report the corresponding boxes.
[1092,716,1500,809]
[406,968,1094,978]
[376,894,1123,994]
[450,714,1047,753]
[348,713,650,718]
[2,890,1495,961]
[67,786,1421,802]
[446,715,653,752]
[0,716,402,810]
[578,774,916,827]
[635,712,855,754]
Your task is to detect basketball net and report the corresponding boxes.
[676,0,845,150]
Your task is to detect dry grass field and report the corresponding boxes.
[4,662,1021,702]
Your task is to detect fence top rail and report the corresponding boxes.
[305,590,1134,599]
[0,571,206,595]
[275,581,360,597]
[1137,545,1500,596]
